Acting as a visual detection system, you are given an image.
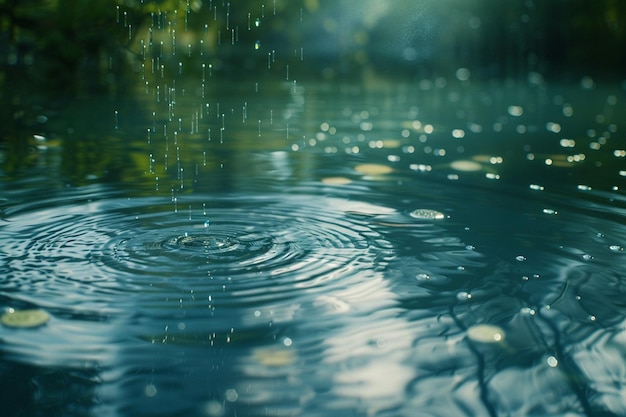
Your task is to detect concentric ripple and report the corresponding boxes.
[2,193,394,312]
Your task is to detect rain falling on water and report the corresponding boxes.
[1,1,626,417]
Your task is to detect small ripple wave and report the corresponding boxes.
[2,193,393,311]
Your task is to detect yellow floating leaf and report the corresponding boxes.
[252,348,295,366]
[467,324,505,343]
[381,139,402,148]
[450,160,483,172]
[354,164,393,175]
[321,177,352,185]
[1,309,50,328]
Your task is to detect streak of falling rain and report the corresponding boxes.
[171,29,176,56]
[226,3,230,30]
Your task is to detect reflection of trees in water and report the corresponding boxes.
[2,0,625,89]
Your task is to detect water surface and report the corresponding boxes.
[2,3,626,415]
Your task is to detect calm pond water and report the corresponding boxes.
[2,3,626,417]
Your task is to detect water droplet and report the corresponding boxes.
[455,67,470,81]
[145,384,157,397]
[456,291,472,301]
[515,255,526,262]
[451,129,465,138]
[225,388,238,402]
[203,220,210,228]
[547,356,558,368]
[507,105,524,116]
[581,76,594,89]
[203,401,224,417]
[410,209,445,220]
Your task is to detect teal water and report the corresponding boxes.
[2,75,625,417]
[2,2,626,416]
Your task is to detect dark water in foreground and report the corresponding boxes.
[1,76,626,417]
